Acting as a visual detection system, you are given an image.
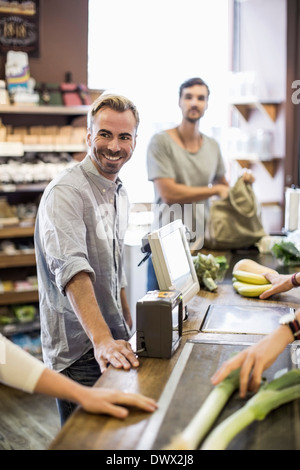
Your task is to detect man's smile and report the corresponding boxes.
[103,154,122,161]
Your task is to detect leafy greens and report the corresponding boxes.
[272,240,300,265]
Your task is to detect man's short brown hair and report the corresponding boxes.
[179,77,210,98]
[88,93,140,130]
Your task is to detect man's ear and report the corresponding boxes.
[133,134,137,150]
[86,129,91,147]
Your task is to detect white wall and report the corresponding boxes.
[237,0,287,208]
[88,0,232,203]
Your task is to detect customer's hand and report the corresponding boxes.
[78,386,158,418]
[211,326,292,397]
[259,272,294,299]
[95,337,139,373]
[36,365,157,419]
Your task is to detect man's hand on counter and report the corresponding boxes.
[94,337,140,373]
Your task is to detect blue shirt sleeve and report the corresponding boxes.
[39,185,95,295]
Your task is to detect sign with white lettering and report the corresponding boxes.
[0,0,39,57]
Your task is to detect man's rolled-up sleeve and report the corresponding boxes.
[55,256,96,295]
[40,185,96,295]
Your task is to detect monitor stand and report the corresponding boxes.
[183,305,188,321]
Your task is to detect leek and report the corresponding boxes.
[164,369,240,450]
[201,369,300,450]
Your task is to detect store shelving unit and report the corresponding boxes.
[230,99,281,123]
[229,98,283,177]
[0,104,89,115]
[0,104,88,337]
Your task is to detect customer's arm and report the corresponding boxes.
[0,334,157,418]
[34,367,157,418]
[65,271,139,373]
[211,309,299,397]
[0,333,46,393]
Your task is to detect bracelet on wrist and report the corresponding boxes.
[288,318,300,338]
[279,312,300,339]
[291,272,300,288]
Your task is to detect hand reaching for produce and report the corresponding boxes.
[210,327,292,398]
[259,272,295,299]
[231,259,277,298]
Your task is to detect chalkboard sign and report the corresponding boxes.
[0,1,39,57]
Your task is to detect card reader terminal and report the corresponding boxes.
[136,290,183,358]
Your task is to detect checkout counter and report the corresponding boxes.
[49,250,300,451]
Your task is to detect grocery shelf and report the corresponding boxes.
[0,225,35,238]
[1,319,40,336]
[0,183,47,193]
[0,104,86,333]
[0,104,89,115]
[0,141,86,156]
[236,157,283,177]
[0,289,39,305]
[0,252,36,268]
[230,99,282,122]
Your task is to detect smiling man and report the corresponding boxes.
[34,94,140,425]
[88,101,137,179]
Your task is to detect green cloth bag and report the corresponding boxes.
[204,176,267,250]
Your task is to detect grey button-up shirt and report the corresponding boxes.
[34,154,130,371]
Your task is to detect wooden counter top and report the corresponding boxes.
[49,250,300,451]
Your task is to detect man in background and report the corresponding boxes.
[147,77,231,290]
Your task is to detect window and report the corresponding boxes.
[88,0,232,202]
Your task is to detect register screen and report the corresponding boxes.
[161,229,192,289]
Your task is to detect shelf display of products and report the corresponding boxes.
[10,331,42,359]
[0,198,38,227]
[0,304,37,326]
[0,276,38,293]
[0,104,89,346]
[0,152,76,185]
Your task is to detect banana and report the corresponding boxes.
[232,280,257,292]
[232,267,273,297]
[232,270,270,285]
[237,283,272,297]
